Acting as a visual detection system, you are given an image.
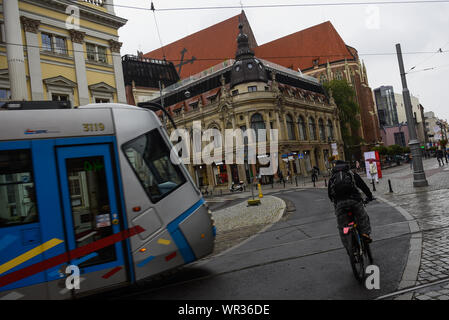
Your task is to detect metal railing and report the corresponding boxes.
[80,0,105,7]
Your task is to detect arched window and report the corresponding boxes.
[319,119,326,141]
[309,117,317,140]
[319,74,327,84]
[298,116,306,140]
[327,119,334,141]
[250,113,265,131]
[286,114,296,141]
[336,71,343,81]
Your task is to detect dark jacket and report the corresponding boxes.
[328,163,373,204]
[436,150,444,159]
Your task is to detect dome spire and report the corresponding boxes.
[235,23,254,60]
[230,23,268,88]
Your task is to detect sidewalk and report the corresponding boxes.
[206,158,449,300]
[210,195,286,256]
[371,158,449,300]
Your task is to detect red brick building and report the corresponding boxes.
[144,11,382,155]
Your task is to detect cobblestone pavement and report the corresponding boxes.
[206,158,449,300]
[210,195,286,256]
[377,158,449,300]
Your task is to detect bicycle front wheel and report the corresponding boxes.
[347,231,366,283]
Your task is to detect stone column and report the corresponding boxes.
[69,30,89,106]
[4,0,28,100]
[237,164,247,184]
[206,164,215,189]
[275,111,284,141]
[109,39,127,103]
[20,16,43,100]
[105,0,116,15]
[282,113,288,141]
[225,163,232,187]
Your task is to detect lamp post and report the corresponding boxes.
[436,120,448,163]
[396,43,428,187]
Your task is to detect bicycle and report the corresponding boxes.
[343,198,375,283]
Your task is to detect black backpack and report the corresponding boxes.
[330,167,355,200]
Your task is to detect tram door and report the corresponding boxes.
[56,144,127,296]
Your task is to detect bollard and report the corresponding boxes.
[372,179,376,192]
[325,179,327,187]
[295,176,298,187]
[388,179,393,193]
[258,183,263,198]
[283,180,286,188]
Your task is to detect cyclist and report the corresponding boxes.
[328,160,374,250]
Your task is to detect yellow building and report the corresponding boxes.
[0,0,127,106]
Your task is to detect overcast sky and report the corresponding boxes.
[114,0,449,122]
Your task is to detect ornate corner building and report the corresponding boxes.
[144,25,344,189]
[144,12,382,158]
[0,0,127,105]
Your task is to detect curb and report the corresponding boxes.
[376,195,422,300]
[194,196,287,266]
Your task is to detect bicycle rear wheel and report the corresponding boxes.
[347,231,366,283]
[363,240,374,264]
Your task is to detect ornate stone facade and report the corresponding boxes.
[19,16,40,34]
[68,29,86,44]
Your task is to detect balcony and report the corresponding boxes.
[78,0,108,13]
[80,0,105,7]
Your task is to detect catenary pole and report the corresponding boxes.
[396,43,428,187]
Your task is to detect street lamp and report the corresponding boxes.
[396,43,428,187]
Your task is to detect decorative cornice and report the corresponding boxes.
[21,0,127,30]
[20,16,41,34]
[108,39,122,53]
[68,29,86,44]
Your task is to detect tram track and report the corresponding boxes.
[109,221,449,300]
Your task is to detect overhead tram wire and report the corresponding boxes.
[1,40,448,60]
[99,0,449,12]
[2,40,449,62]
[407,41,449,73]
[150,1,166,61]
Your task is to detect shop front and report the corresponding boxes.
[194,165,208,187]
[213,162,228,186]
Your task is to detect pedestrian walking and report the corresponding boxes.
[436,149,444,166]
[369,159,379,183]
[355,160,361,173]
[278,170,284,184]
[311,166,319,183]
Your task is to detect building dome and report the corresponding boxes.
[230,24,268,88]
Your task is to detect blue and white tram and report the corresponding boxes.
[0,102,215,299]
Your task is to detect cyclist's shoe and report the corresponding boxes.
[362,233,372,243]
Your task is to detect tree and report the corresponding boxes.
[323,80,362,159]
[372,145,388,156]
[387,144,403,156]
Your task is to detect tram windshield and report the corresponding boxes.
[123,129,186,203]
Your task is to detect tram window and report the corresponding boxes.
[123,129,186,203]
[0,150,38,228]
[65,156,116,267]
